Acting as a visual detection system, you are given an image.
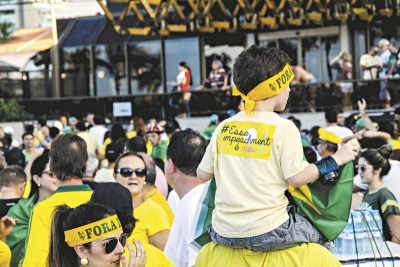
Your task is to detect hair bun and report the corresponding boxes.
[377,144,393,160]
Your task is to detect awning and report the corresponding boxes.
[0,59,19,72]
[0,28,54,71]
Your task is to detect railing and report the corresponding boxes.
[14,77,400,121]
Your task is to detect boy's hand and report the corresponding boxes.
[332,141,359,166]
[357,99,367,115]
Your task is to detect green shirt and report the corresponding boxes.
[6,193,37,267]
[202,125,217,140]
[359,187,400,241]
[151,140,168,161]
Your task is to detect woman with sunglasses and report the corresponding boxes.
[6,152,58,266]
[48,202,145,267]
[91,183,174,266]
[114,152,170,251]
[358,145,400,244]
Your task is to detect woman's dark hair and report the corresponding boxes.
[29,152,49,199]
[125,136,147,153]
[113,151,146,175]
[47,202,116,267]
[132,117,146,136]
[360,144,392,178]
[179,61,193,86]
[110,123,127,142]
[310,126,321,147]
[90,183,137,237]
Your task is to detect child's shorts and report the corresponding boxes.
[207,205,333,252]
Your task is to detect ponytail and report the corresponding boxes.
[47,205,78,267]
[360,144,392,178]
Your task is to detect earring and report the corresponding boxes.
[143,181,147,185]
[38,184,40,187]
[81,258,89,266]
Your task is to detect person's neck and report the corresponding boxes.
[174,174,205,200]
[37,188,53,202]
[0,187,21,199]
[132,192,145,208]
[142,184,156,196]
[368,177,385,194]
[107,162,115,169]
[327,122,338,127]
[83,177,94,181]
[25,146,35,153]
[56,178,83,187]
[252,99,276,112]
[321,151,334,158]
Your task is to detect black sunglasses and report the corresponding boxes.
[38,170,55,178]
[356,165,366,173]
[104,233,128,254]
[116,167,146,178]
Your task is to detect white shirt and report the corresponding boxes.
[167,190,180,215]
[164,184,205,267]
[380,50,391,76]
[353,160,400,202]
[88,125,108,149]
[94,168,115,183]
[324,125,354,140]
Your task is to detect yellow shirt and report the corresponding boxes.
[0,241,11,267]
[195,242,341,267]
[123,242,175,267]
[392,138,400,150]
[77,131,99,155]
[22,181,31,199]
[145,187,174,226]
[131,199,170,244]
[33,130,44,147]
[198,111,309,238]
[100,137,112,155]
[20,185,93,267]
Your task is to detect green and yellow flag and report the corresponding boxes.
[190,163,354,249]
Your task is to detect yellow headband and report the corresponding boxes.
[232,64,294,113]
[64,215,122,247]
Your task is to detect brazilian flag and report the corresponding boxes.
[190,163,354,249]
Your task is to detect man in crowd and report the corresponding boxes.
[0,166,26,218]
[164,129,207,267]
[379,39,392,108]
[76,121,99,157]
[360,45,382,80]
[20,134,92,267]
[21,133,35,163]
[94,142,123,183]
[316,128,341,159]
[324,108,353,140]
[89,114,108,149]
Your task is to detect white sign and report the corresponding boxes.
[113,102,132,117]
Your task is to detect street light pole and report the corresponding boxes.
[50,0,58,45]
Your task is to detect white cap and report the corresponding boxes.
[3,126,13,135]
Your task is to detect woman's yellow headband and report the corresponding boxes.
[64,215,122,247]
[232,64,294,113]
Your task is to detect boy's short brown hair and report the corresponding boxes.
[233,45,291,95]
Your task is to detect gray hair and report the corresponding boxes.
[212,60,222,68]
[379,39,390,47]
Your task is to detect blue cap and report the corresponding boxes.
[210,114,218,123]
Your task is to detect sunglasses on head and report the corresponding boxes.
[116,167,146,178]
[356,165,366,173]
[103,233,128,254]
[38,170,55,178]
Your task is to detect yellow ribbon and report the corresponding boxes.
[64,214,122,247]
[232,64,294,113]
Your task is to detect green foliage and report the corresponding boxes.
[0,22,14,43]
[0,98,33,122]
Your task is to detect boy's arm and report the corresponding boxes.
[197,168,213,182]
[287,141,359,188]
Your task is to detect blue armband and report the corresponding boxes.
[314,156,340,184]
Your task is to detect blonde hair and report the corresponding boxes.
[341,52,352,62]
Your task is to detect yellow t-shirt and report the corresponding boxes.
[198,111,309,238]
[195,242,341,267]
[123,242,175,267]
[100,137,112,155]
[131,199,170,244]
[77,131,99,155]
[145,187,174,226]
[22,181,31,199]
[33,130,44,147]
[392,138,400,150]
[0,241,11,267]
[20,185,93,267]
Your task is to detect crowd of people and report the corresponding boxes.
[0,45,400,267]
